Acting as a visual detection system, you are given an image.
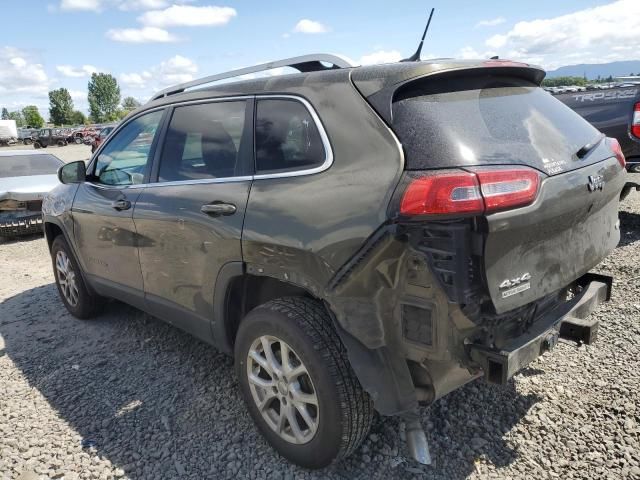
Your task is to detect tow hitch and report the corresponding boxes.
[469,276,611,385]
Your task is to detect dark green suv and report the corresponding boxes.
[43,54,625,468]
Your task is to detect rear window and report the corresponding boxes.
[255,99,326,174]
[392,76,600,173]
[0,154,62,178]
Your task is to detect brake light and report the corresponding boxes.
[632,102,640,139]
[400,171,483,215]
[475,168,540,212]
[607,137,626,169]
[400,167,540,216]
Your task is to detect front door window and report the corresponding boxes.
[94,110,164,186]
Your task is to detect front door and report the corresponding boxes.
[72,109,165,299]
[133,99,253,341]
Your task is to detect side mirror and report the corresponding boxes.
[58,160,87,184]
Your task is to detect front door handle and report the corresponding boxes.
[111,199,131,211]
[201,202,237,216]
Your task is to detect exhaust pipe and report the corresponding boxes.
[403,413,432,465]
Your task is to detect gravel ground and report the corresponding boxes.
[0,188,639,479]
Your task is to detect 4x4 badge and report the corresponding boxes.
[588,174,605,191]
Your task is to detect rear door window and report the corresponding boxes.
[255,99,326,174]
[158,101,249,182]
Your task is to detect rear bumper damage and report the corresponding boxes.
[468,274,611,385]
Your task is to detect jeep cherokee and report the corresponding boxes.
[43,54,626,468]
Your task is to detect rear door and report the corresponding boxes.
[390,74,626,314]
[133,98,253,341]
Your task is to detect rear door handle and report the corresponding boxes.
[111,199,131,211]
[201,202,237,216]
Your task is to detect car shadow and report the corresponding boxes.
[0,232,44,245]
[0,284,540,479]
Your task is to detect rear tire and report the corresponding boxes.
[33,142,41,149]
[235,297,373,468]
[51,236,102,319]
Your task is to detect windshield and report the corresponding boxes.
[0,154,63,178]
[392,75,601,175]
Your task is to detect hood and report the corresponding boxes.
[0,174,60,201]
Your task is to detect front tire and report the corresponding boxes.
[51,236,101,319]
[235,297,373,468]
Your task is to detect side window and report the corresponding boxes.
[94,110,163,186]
[158,101,247,182]
[255,99,326,174]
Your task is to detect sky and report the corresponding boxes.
[1,0,640,118]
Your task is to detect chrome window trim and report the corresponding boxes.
[252,94,333,180]
[87,94,333,191]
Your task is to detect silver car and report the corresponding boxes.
[0,150,63,237]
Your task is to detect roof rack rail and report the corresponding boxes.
[149,53,355,102]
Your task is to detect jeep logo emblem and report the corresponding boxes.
[588,175,605,192]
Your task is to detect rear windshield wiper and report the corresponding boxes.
[576,133,605,159]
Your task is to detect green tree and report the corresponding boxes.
[115,109,129,121]
[49,88,75,125]
[7,111,24,127]
[122,96,141,111]
[22,105,44,128]
[70,110,86,125]
[1,108,8,120]
[88,73,121,123]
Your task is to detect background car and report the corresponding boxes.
[0,150,63,237]
[33,128,70,148]
[91,125,116,153]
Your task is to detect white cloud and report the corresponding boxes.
[106,27,178,43]
[482,0,640,69]
[139,5,236,28]
[475,17,506,28]
[69,90,87,102]
[0,47,49,96]
[60,0,101,10]
[118,0,169,10]
[359,50,403,65]
[293,19,329,34]
[120,55,198,93]
[56,64,98,77]
[456,46,499,60]
[59,0,175,11]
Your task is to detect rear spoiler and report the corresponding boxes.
[351,60,546,125]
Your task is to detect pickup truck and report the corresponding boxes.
[554,86,640,197]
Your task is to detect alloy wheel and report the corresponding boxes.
[55,250,79,307]
[246,335,319,444]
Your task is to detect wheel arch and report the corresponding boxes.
[44,218,97,297]
[213,262,316,355]
[213,262,419,416]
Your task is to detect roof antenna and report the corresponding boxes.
[401,8,435,62]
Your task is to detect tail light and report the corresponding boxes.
[607,137,626,169]
[632,102,640,139]
[400,167,540,216]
